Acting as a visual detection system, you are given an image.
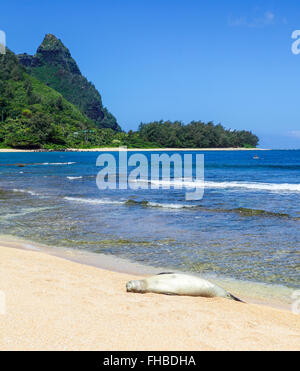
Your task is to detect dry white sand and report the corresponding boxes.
[0,245,299,351]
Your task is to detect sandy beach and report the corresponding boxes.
[0,147,269,153]
[0,244,299,351]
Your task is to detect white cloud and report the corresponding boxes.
[265,11,275,22]
[288,131,300,139]
[228,11,276,28]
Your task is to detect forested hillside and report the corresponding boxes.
[0,48,109,148]
[18,34,120,131]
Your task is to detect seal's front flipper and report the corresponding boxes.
[229,293,246,303]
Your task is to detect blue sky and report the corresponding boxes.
[1,0,300,148]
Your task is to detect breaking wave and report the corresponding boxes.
[0,162,77,167]
[125,199,198,209]
[41,162,76,166]
[64,197,198,209]
[12,189,40,196]
[64,197,125,205]
[140,179,300,193]
[205,181,300,192]
[67,176,83,180]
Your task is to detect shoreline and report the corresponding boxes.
[0,243,299,350]
[0,147,270,153]
[0,234,295,312]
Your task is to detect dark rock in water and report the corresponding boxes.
[18,34,121,131]
[233,207,289,218]
[125,199,149,206]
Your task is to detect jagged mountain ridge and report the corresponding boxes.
[18,34,120,131]
[0,48,108,148]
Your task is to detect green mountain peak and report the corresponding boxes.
[35,34,81,75]
[39,34,64,49]
[0,48,102,149]
[18,34,120,131]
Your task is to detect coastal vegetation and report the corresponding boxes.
[0,49,100,149]
[0,35,259,150]
[18,34,121,132]
[137,120,258,148]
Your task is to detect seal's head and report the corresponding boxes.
[126,280,146,293]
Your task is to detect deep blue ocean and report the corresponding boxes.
[0,150,299,304]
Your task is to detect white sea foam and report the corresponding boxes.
[147,202,198,209]
[64,197,125,205]
[12,189,40,196]
[205,181,300,192]
[41,162,76,166]
[64,197,197,209]
[67,176,83,180]
[141,179,300,193]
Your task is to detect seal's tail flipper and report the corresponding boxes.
[229,293,246,303]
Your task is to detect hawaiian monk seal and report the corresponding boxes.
[126,273,244,302]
